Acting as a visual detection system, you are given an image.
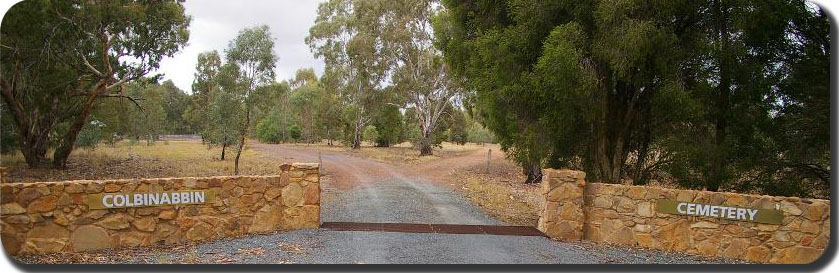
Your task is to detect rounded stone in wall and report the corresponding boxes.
[71,225,111,251]
[282,183,304,207]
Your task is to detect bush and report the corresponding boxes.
[256,118,282,143]
[467,122,495,144]
[75,120,104,150]
[362,125,379,144]
[287,124,302,141]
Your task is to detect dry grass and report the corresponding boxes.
[345,141,486,166]
[453,167,542,227]
[0,139,279,183]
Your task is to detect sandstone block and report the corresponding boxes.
[104,184,121,192]
[745,246,771,262]
[27,195,58,213]
[771,246,824,264]
[71,225,111,251]
[800,220,820,234]
[637,202,654,217]
[3,215,30,224]
[85,182,105,193]
[779,201,803,216]
[592,196,613,209]
[304,184,320,205]
[132,217,158,232]
[22,238,67,254]
[185,222,215,241]
[804,202,828,221]
[16,188,41,205]
[97,214,131,230]
[1,203,26,215]
[652,220,691,251]
[282,183,304,207]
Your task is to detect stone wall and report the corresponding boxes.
[0,163,320,255]
[538,169,830,264]
[537,169,586,240]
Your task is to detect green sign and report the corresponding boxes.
[655,200,783,225]
[88,190,215,210]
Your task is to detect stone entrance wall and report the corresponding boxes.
[0,163,320,255]
[538,169,830,264]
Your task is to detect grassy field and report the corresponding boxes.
[345,141,487,165]
[0,140,278,183]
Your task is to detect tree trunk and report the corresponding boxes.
[352,121,362,149]
[522,160,543,184]
[221,143,227,160]
[53,83,106,169]
[234,135,245,175]
[234,107,251,175]
[20,141,48,168]
[1,79,56,168]
[419,130,433,156]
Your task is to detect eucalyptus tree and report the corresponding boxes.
[307,0,391,149]
[207,64,243,161]
[186,50,223,143]
[0,0,190,168]
[224,25,277,174]
[380,0,462,155]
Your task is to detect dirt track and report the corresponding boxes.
[251,142,504,190]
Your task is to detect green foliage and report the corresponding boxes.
[287,124,303,141]
[372,105,403,147]
[75,121,104,150]
[466,121,495,145]
[0,104,19,154]
[307,0,392,149]
[446,109,468,145]
[439,0,830,194]
[206,86,241,149]
[362,125,380,144]
[255,117,283,144]
[1,0,190,168]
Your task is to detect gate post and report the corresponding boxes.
[537,169,586,241]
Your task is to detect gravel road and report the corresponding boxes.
[15,144,745,264]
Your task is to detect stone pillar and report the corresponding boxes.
[538,169,586,241]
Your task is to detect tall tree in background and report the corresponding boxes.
[225,25,277,174]
[0,0,190,168]
[186,50,222,143]
[307,0,390,149]
[380,0,462,156]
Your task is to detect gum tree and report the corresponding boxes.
[0,0,190,168]
[381,0,462,156]
[307,0,390,149]
[225,25,277,174]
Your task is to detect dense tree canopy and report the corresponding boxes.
[0,0,190,168]
[437,0,830,197]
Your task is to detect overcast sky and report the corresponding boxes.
[153,0,325,93]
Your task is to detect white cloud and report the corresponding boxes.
[152,0,325,93]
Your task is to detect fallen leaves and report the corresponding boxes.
[236,247,266,255]
[277,242,306,254]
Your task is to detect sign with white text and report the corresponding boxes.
[655,200,783,225]
[88,190,215,210]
